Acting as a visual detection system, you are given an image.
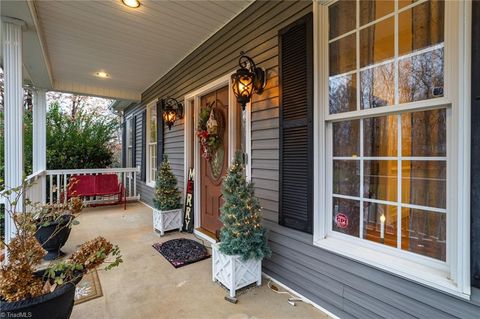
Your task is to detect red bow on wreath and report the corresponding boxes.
[196,130,212,160]
[196,102,221,161]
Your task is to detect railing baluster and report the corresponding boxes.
[134,170,137,198]
[129,171,132,198]
[63,174,67,203]
[49,174,53,204]
[123,172,127,198]
[56,174,60,203]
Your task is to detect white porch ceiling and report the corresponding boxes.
[3,0,252,101]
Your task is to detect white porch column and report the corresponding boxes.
[33,89,47,203]
[2,18,25,245]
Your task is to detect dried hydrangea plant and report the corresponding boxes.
[0,180,122,302]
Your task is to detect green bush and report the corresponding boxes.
[0,102,119,240]
[45,102,119,169]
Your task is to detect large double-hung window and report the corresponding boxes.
[315,0,470,297]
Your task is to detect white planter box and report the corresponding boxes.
[211,243,262,298]
[152,208,183,236]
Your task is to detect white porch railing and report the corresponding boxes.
[45,167,140,205]
[0,169,46,207]
[25,169,47,205]
[1,167,141,207]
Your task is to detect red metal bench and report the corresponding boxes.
[68,174,126,210]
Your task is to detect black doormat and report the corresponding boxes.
[152,238,210,268]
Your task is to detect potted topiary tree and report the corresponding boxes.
[0,181,122,319]
[212,153,271,300]
[152,155,182,236]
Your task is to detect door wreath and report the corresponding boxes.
[197,101,224,161]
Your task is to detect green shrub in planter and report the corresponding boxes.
[154,155,181,211]
[219,152,271,260]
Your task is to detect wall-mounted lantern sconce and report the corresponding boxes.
[159,97,183,130]
[231,51,266,111]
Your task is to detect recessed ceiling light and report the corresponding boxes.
[122,0,141,8]
[95,71,109,78]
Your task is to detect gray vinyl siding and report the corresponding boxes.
[123,1,480,318]
[164,117,185,192]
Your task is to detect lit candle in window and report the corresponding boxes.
[380,214,386,243]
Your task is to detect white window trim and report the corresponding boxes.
[313,0,471,298]
[126,116,133,169]
[146,100,157,188]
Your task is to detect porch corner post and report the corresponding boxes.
[2,18,25,248]
[33,89,47,203]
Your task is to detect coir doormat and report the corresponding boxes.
[74,269,103,305]
[152,238,210,268]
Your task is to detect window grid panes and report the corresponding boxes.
[126,119,133,168]
[149,143,157,183]
[147,104,157,184]
[328,0,447,262]
[328,0,445,114]
[332,110,447,261]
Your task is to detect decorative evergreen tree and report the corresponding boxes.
[219,153,271,260]
[154,155,181,211]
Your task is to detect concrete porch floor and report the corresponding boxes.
[62,202,330,319]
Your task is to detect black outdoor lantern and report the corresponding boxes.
[160,97,183,130]
[231,51,266,110]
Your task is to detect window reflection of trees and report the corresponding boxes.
[361,63,394,109]
[399,48,444,103]
[329,75,356,114]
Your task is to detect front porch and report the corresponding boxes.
[3,0,480,318]
[63,203,328,319]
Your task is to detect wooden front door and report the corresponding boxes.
[200,86,229,236]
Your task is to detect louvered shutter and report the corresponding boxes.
[471,0,480,289]
[121,121,127,168]
[156,100,164,169]
[278,13,313,234]
[132,116,137,167]
[141,110,147,182]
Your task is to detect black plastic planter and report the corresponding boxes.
[0,272,83,319]
[35,215,73,261]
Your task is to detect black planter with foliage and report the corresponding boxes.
[35,215,73,261]
[0,270,82,319]
[1,183,122,318]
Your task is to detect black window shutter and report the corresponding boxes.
[156,100,164,169]
[121,121,127,168]
[471,0,480,289]
[132,116,137,167]
[278,13,313,234]
[141,110,147,182]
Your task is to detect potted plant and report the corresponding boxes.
[0,181,122,319]
[152,155,183,236]
[212,153,271,300]
[32,197,84,260]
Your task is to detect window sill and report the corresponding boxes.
[313,236,470,299]
[146,182,155,188]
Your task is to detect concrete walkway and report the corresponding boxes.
[64,203,329,319]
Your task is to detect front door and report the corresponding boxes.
[200,86,229,236]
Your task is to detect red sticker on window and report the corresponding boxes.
[335,213,348,229]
